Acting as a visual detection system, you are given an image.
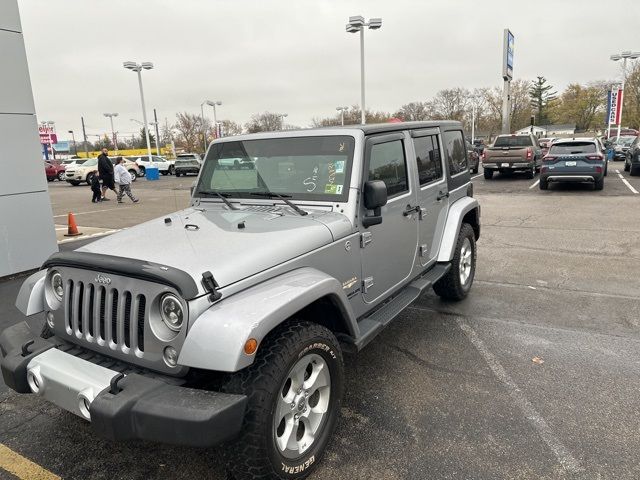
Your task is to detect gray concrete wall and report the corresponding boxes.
[0,0,57,277]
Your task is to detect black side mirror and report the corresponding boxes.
[362,180,387,228]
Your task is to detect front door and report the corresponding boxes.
[360,132,418,304]
[411,131,449,265]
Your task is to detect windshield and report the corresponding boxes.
[196,135,355,202]
[494,136,534,147]
[615,137,635,146]
[549,142,597,155]
[82,158,98,167]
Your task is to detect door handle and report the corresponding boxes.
[436,191,450,201]
[403,204,421,216]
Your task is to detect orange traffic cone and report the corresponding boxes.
[64,212,83,237]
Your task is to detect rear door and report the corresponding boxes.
[360,132,418,304]
[411,129,449,265]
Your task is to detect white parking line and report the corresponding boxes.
[471,173,483,180]
[529,179,540,189]
[457,319,583,473]
[615,170,639,194]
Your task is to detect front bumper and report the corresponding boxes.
[1,322,247,447]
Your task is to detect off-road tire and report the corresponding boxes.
[594,177,604,190]
[222,320,344,480]
[483,169,493,180]
[433,223,476,301]
[539,178,549,190]
[631,165,640,177]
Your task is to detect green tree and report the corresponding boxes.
[548,82,607,132]
[529,76,557,125]
[135,127,155,149]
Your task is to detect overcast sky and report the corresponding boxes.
[18,0,640,141]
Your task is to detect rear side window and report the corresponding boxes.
[549,143,597,155]
[443,130,467,176]
[368,140,408,197]
[412,135,443,185]
[494,136,533,147]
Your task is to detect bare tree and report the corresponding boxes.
[245,112,284,133]
[219,119,243,136]
[174,112,204,153]
[394,102,433,121]
[311,105,392,127]
[430,88,471,121]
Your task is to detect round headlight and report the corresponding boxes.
[160,294,184,331]
[51,271,64,300]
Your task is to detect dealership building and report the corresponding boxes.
[0,0,57,277]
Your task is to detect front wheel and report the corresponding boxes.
[176,172,181,177]
[69,181,80,186]
[223,320,344,480]
[57,171,65,181]
[433,223,476,301]
[129,170,137,182]
[86,173,95,185]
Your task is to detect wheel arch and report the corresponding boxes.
[437,197,480,262]
[179,267,358,372]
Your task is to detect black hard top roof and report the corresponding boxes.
[335,120,462,134]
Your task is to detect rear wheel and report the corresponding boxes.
[169,165,175,175]
[594,177,604,190]
[176,172,181,177]
[138,166,146,177]
[525,163,535,179]
[483,169,493,180]
[433,223,476,301]
[539,177,549,190]
[223,320,344,480]
[631,165,640,176]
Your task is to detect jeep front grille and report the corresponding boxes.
[65,280,146,353]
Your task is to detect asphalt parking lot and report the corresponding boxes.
[1,163,640,479]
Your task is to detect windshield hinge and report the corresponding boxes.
[202,271,222,301]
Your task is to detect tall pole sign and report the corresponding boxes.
[501,29,514,134]
[608,87,623,138]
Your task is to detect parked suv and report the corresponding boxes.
[625,136,640,175]
[1,122,480,480]
[482,133,543,179]
[540,138,607,190]
[65,158,139,186]
[174,153,202,176]
[44,161,65,181]
[127,155,173,176]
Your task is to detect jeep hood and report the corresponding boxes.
[78,207,351,295]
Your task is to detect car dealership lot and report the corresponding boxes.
[1,166,640,480]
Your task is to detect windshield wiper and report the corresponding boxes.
[250,192,308,216]
[197,190,239,210]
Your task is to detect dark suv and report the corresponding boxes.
[625,136,640,175]
[540,138,607,190]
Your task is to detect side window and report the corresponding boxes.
[443,130,467,176]
[368,140,408,197]
[412,135,443,186]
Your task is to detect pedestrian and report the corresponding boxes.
[114,157,139,203]
[97,148,116,201]
[90,171,102,203]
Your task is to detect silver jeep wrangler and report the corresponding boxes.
[1,121,480,480]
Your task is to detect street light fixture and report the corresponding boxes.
[609,51,640,138]
[345,15,382,125]
[68,130,76,155]
[336,106,349,126]
[278,113,288,130]
[201,100,223,152]
[123,61,154,163]
[103,113,119,154]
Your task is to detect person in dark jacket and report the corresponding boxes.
[97,148,116,201]
[89,171,102,203]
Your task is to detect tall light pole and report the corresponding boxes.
[610,51,640,139]
[346,16,382,125]
[68,130,76,155]
[206,100,222,139]
[123,61,154,163]
[336,106,348,126]
[278,113,288,130]
[103,113,119,154]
